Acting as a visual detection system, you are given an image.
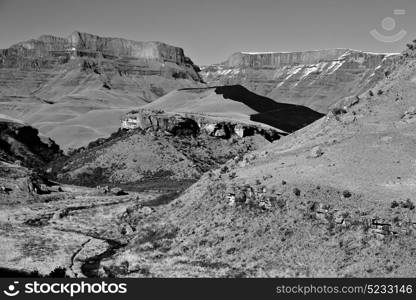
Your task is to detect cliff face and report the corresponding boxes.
[201,49,400,113]
[0,32,203,150]
[121,109,282,141]
[0,31,201,78]
[67,32,187,65]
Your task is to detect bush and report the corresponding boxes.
[293,188,301,196]
[331,107,347,116]
[342,190,352,198]
[49,267,68,278]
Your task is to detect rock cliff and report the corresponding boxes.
[201,49,400,113]
[121,109,282,141]
[120,85,324,141]
[0,31,202,81]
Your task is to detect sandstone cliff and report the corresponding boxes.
[0,31,202,80]
[121,109,282,142]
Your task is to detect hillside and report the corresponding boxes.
[138,85,324,133]
[52,126,271,191]
[0,115,62,169]
[0,32,203,151]
[201,49,399,113]
[97,45,416,277]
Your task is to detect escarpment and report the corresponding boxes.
[201,49,400,113]
[121,109,283,142]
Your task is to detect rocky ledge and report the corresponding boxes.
[121,109,283,141]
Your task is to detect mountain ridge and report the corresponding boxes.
[201,48,400,113]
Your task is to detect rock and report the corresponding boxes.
[334,211,349,225]
[139,242,155,251]
[138,206,154,216]
[227,193,236,206]
[381,136,393,143]
[121,109,282,142]
[309,146,324,158]
[48,185,63,193]
[120,224,134,235]
[213,128,227,138]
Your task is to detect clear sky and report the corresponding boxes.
[0,0,415,65]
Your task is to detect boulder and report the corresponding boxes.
[309,146,324,158]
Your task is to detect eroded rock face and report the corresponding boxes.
[0,31,202,81]
[201,49,400,113]
[121,110,282,141]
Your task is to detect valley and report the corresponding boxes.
[1,32,416,278]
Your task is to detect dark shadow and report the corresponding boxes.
[179,85,324,133]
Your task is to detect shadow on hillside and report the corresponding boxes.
[180,85,324,132]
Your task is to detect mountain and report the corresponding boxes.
[98,45,416,277]
[201,49,400,113]
[0,32,203,151]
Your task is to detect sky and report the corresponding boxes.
[0,0,415,65]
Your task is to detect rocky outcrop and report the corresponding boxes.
[201,49,400,113]
[121,109,282,141]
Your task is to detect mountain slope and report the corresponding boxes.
[100,46,416,277]
[201,49,399,113]
[140,85,324,133]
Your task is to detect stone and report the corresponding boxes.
[120,224,134,235]
[227,194,236,206]
[139,242,155,251]
[309,146,324,158]
[213,128,227,138]
[138,206,154,216]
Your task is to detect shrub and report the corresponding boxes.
[49,267,68,278]
[342,190,352,198]
[331,107,347,115]
[293,188,301,196]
